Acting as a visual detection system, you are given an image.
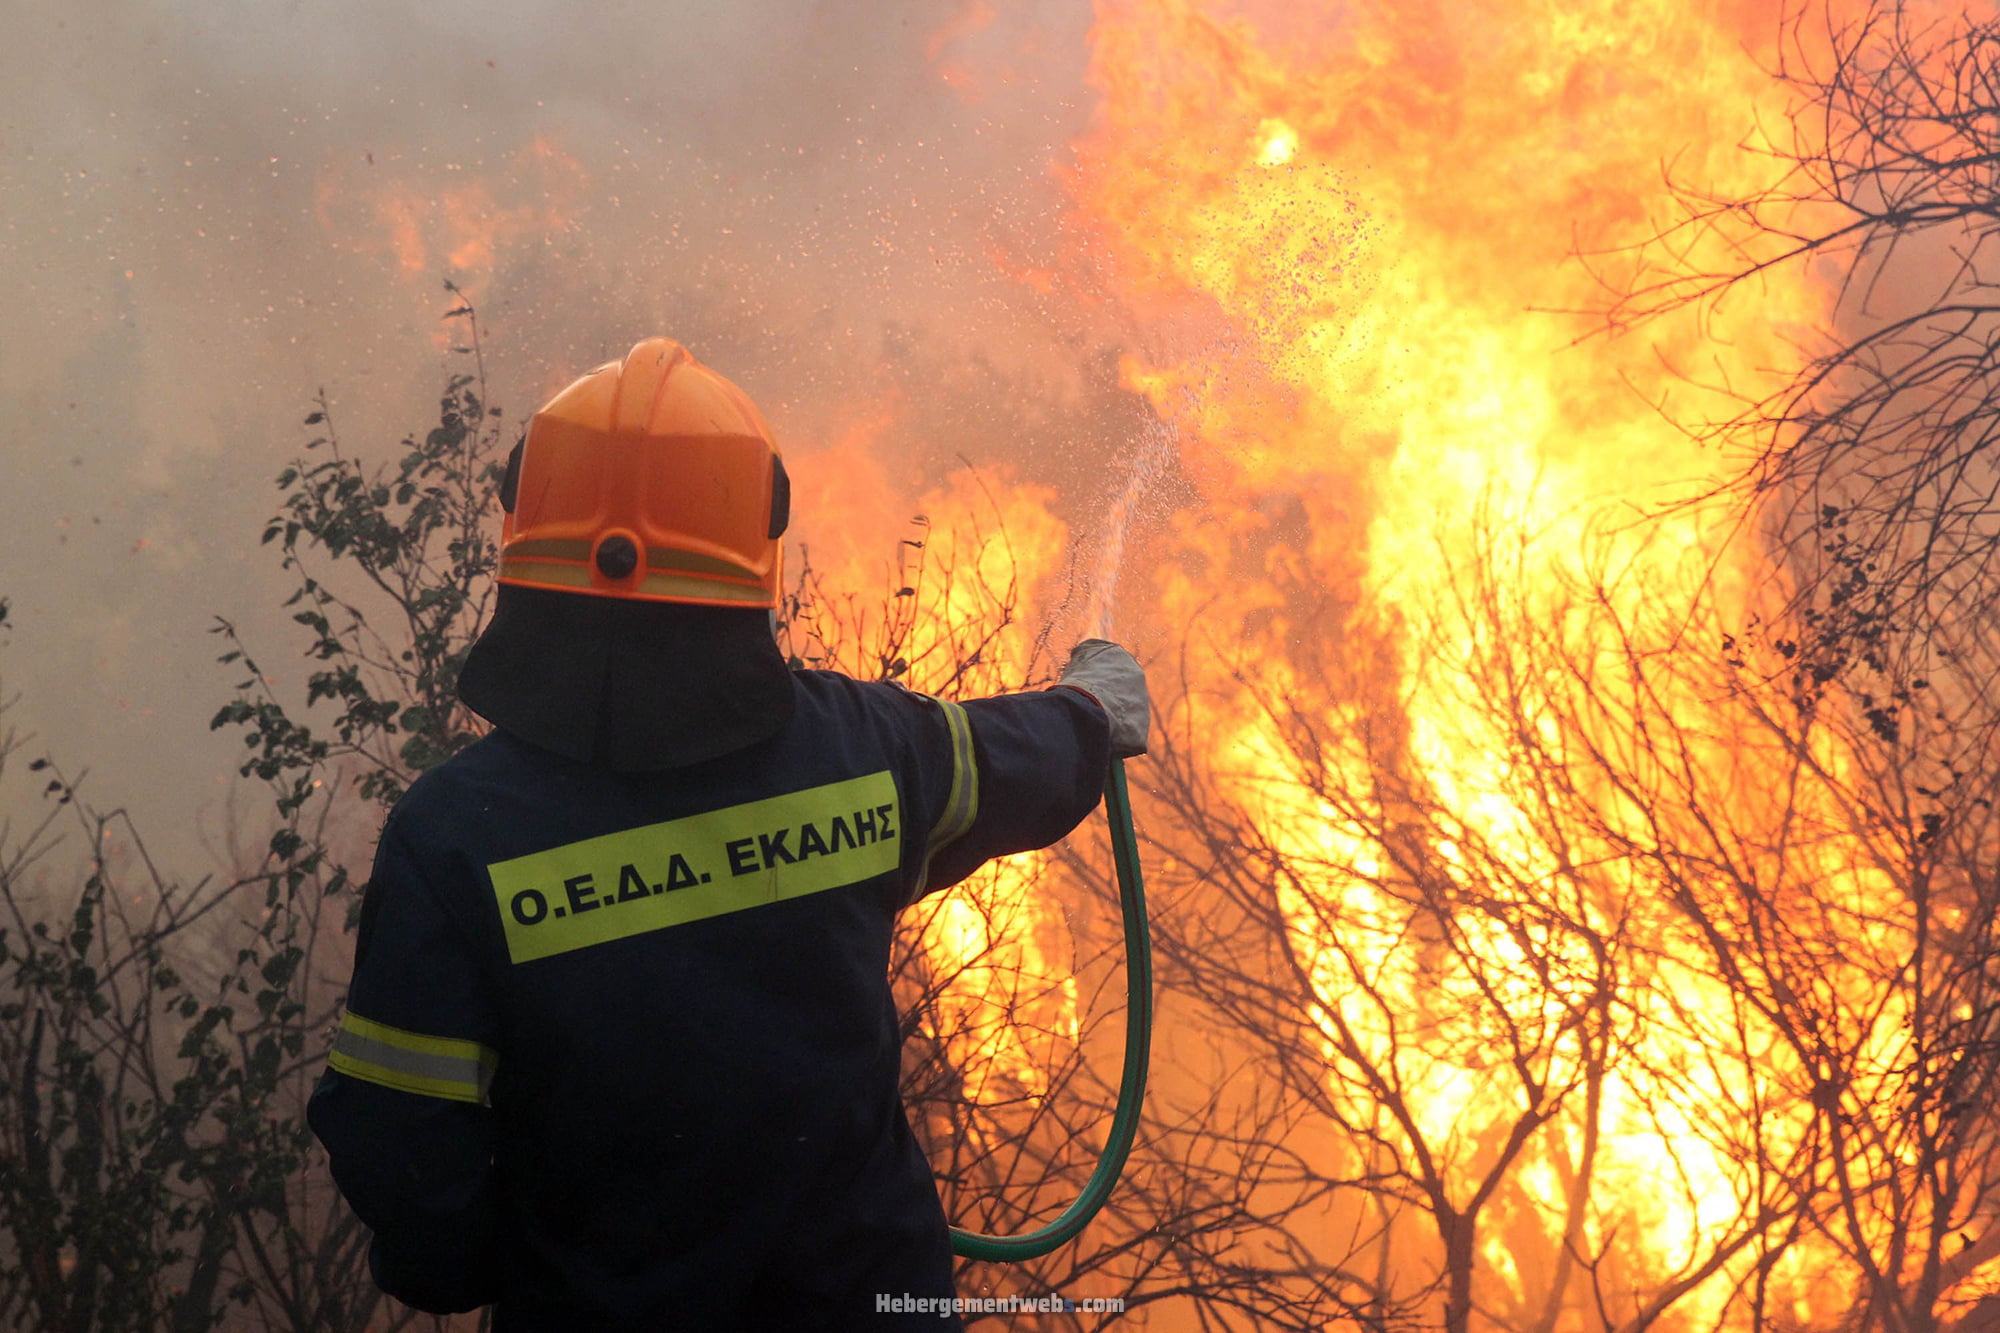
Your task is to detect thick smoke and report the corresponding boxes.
[0,0,1159,863]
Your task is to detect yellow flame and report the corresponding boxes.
[1254,117,1299,166]
[1056,0,1912,1324]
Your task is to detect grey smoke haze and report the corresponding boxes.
[1,1,1150,864]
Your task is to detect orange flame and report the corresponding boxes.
[1038,0,1911,1326]
[788,408,1081,1101]
[300,1,1958,1318]
[927,0,1000,97]
[313,136,585,319]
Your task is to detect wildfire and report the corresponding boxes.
[1042,0,1925,1326]
[294,0,1960,1320]
[1253,117,1298,167]
[313,136,585,327]
[789,414,1083,1110]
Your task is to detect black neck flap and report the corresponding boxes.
[457,583,796,771]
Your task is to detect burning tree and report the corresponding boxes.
[1105,503,1991,1332]
[19,3,2000,1330]
[1590,1,2000,1326]
[921,0,2000,1329]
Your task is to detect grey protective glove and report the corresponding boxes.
[1057,639,1150,758]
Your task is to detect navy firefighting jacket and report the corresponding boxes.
[307,670,1110,1329]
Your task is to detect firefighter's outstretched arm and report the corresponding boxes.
[308,819,505,1314]
[916,639,1148,895]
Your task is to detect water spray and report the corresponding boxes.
[1084,414,1179,640]
[948,420,1171,1262]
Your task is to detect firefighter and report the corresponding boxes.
[307,338,1149,1331]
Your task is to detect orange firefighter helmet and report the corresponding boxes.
[497,337,790,608]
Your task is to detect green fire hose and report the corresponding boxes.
[948,756,1152,1261]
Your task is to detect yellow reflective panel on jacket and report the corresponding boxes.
[486,771,901,964]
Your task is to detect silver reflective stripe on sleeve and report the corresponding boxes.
[328,1010,497,1106]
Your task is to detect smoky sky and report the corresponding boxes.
[0,1,1160,865]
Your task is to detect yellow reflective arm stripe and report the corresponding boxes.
[912,697,979,898]
[328,1011,497,1106]
[929,698,979,852]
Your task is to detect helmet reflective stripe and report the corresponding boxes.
[646,547,763,582]
[329,1010,497,1105]
[503,537,593,560]
[502,537,762,584]
[498,558,593,590]
[636,571,770,604]
[500,558,771,605]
